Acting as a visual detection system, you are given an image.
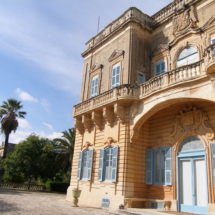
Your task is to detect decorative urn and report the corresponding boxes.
[72,188,82,207]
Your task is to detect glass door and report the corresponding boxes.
[179,156,207,214]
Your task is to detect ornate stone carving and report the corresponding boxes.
[103,106,113,127]
[82,141,93,151]
[172,5,198,37]
[91,111,102,130]
[130,100,138,120]
[169,106,214,147]
[104,137,117,147]
[82,115,92,132]
[74,117,84,134]
[114,103,124,124]
[109,50,124,62]
[130,129,139,143]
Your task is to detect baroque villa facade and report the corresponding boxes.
[66,0,215,214]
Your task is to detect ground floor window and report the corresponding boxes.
[146,147,172,185]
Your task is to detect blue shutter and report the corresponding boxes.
[94,78,98,96]
[161,61,165,73]
[111,68,116,88]
[165,147,172,185]
[98,149,105,181]
[77,151,83,180]
[90,79,95,97]
[87,149,94,180]
[116,66,120,86]
[211,143,215,186]
[156,64,160,75]
[111,146,118,182]
[146,149,153,184]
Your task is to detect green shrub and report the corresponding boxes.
[3,173,25,183]
[46,181,69,192]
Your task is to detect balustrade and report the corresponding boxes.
[0,182,45,190]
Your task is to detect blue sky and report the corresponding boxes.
[0,0,172,144]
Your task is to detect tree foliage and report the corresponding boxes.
[53,128,75,172]
[2,134,57,188]
[0,98,27,158]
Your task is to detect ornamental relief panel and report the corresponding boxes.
[169,106,214,150]
[172,5,198,37]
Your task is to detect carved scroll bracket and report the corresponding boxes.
[114,103,125,124]
[169,106,214,150]
[104,137,117,148]
[74,117,84,135]
[82,115,92,133]
[130,129,140,143]
[82,141,93,151]
[103,106,113,127]
[91,111,103,130]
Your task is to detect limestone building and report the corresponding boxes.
[66,0,215,213]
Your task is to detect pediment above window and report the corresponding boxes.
[90,63,103,73]
[151,44,169,57]
[202,15,215,31]
[108,50,124,62]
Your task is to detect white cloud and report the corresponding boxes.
[43,122,53,130]
[15,88,38,102]
[7,130,62,144]
[18,118,31,129]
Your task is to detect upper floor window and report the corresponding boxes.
[155,61,166,76]
[77,149,94,180]
[177,46,198,67]
[146,147,172,185]
[98,146,118,182]
[90,77,98,98]
[138,73,145,84]
[211,37,215,44]
[111,65,120,88]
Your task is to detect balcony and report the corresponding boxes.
[73,59,206,118]
[204,43,215,74]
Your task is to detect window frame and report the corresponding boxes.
[211,37,215,44]
[111,64,120,89]
[176,46,198,67]
[138,72,145,84]
[155,61,166,76]
[90,76,99,98]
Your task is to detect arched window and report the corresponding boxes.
[179,136,204,152]
[177,47,198,67]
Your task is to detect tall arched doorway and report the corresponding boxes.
[178,136,208,214]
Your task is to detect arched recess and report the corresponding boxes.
[131,97,215,143]
[172,42,202,68]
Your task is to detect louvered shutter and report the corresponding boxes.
[211,143,215,186]
[77,151,83,180]
[116,66,120,86]
[165,147,172,185]
[156,64,160,75]
[111,146,118,182]
[98,149,105,181]
[138,73,145,84]
[146,149,153,184]
[90,79,95,97]
[161,61,165,73]
[111,68,116,88]
[94,78,98,96]
[87,149,94,180]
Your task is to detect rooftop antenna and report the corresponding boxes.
[97,16,100,34]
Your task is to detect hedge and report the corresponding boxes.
[46,181,69,192]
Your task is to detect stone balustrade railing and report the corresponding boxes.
[204,43,215,62]
[151,0,194,23]
[140,60,204,97]
[0,182,45,190]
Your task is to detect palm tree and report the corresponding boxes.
[53,128,75,172]
[0,99,27,159]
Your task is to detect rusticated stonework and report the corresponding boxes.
[74,117,84,134]
[169,106,214,149]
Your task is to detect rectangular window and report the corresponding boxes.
[111,65,120,88]
[211,37,215,58]
[155,61,166,76]
[90,77,98,98]
[146,147,172,185]
[138,73,145,84]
